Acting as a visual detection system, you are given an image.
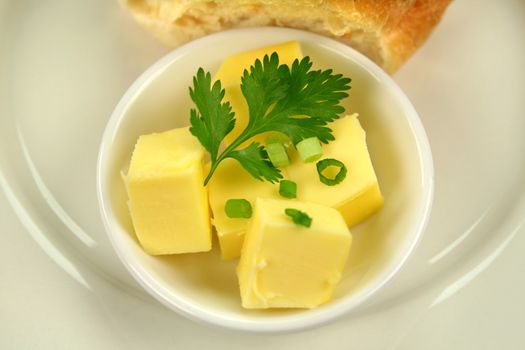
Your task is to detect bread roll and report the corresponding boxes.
[122,0,451,73]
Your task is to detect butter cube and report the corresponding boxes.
[287,114,383,227]
[237,198,352,309]
[127,127,211,255]
[214,41,303,144]
[215,41,303,87]
[208,158,284,260]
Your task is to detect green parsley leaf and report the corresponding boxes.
[240,54,351,144]
[189,52,351,185]
[227,142,282,183]
[189,68,235,162]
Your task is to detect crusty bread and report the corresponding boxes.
[121,0,451,73]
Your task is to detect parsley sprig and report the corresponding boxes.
[189,53,351,185]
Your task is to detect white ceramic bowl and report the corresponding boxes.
[97,27,434,333]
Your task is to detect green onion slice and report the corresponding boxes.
[284,208,312,228]
[266,142,290,167]
[279,180,297,199]
[316,158,347,186]
[225,199,252,218]
[296,137,323,163]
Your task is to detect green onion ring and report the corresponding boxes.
[316,158,347,186]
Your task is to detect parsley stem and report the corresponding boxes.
[203,131,254,185]
[203,163,218,186]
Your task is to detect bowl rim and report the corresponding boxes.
[96,26,434,333]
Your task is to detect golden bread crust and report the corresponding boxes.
[121,0,451,73]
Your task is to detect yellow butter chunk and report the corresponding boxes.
[237,198,352,309]
[214,41,303,144]
[215,41,302,87]
[208,158,284,260]
[287,114,383,227]
[127,127,211,255]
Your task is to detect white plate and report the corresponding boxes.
[1,0,524,349]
